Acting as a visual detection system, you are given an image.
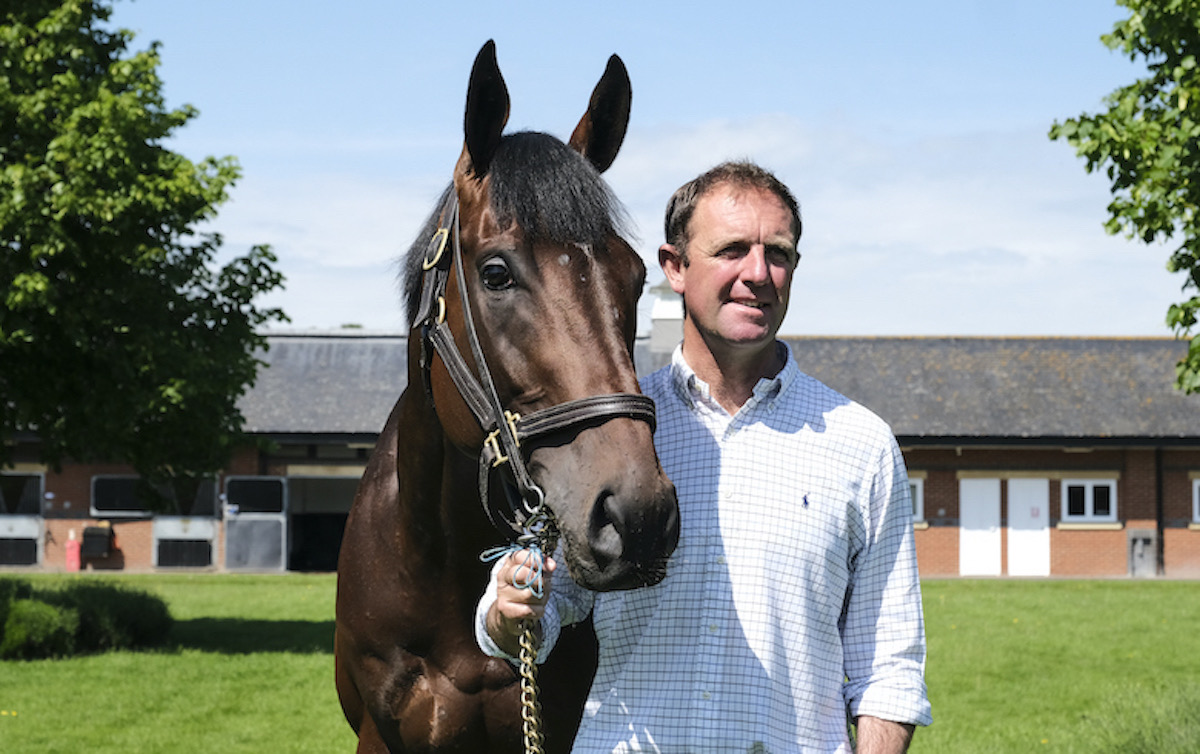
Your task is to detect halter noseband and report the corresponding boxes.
[412,191,657,543]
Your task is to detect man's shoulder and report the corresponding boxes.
[639,363,675,400]
[786,369,895,439]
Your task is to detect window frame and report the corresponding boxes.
[1060,478,1119,524]
[1192,478,1200,524]
[909,476,925,523]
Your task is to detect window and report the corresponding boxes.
[0,473,43,516]
[1193,479,1200,523]
[224,478,286,514]
[1060,479,1118,523]
[91,476,216,517]
[909,477,925,523]
[92,476,150,517]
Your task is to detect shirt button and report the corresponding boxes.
[701,691,712,700]
[708,624,718,633]
[716,555,726,565]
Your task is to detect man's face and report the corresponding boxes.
[661,184,798,358]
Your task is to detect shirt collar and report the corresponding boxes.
[669,341,798,414]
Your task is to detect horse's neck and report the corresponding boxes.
[393,387,496,594]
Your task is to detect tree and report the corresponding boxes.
[1051,0,1200,392]
[1,0,287,512]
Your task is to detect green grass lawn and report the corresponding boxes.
[0,573,357,753]
[916,579,1200,753]
[1,574,1198,753]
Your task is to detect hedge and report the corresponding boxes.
[0,578,173,660]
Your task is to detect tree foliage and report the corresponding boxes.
[1,0,287,511]
[1050,0,1200,392]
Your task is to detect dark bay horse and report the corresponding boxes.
[334,41,680,753]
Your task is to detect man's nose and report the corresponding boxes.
[740,244,771,285]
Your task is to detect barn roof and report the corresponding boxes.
[240,332,1200,443]
[240,331,406,437]
[783,336,1197,443]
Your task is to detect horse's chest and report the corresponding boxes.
[382,645,524,750]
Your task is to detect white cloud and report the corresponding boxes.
[196,113,1185,338]
[611,115,1183,337]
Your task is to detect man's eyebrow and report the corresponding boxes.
[704,233,797,255]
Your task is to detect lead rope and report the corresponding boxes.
[480,511,557,754]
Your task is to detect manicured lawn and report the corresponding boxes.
[0,573,356,753]
[915,579,1200,753]
[1,574,1198,752]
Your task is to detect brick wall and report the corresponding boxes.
[43,518,154,571]
[913,526,957,576]
[1050,528,1128,576]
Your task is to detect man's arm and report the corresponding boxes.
[854,716,915,754]
[475,546,595,661]
[842,436,932,729]
[483,549,555,658]
[484,549,554,657]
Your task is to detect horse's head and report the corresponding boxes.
[406,41,679,591]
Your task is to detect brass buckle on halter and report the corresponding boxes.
[484,410,522,467]
[422,227,449,271]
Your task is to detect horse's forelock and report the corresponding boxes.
[402,132,632,327]
[487,131,631,248]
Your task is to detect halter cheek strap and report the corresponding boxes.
[414,190,656,543]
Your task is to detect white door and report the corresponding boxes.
[960,478,1001,576]
[1007,478,1051,577]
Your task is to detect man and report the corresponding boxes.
[477,162,931,752]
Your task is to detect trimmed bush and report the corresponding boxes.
[0,598,79,659]
[0,577,33,630]
[42,582,173,651]
[0,578,172,660]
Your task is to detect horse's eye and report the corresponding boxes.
[480,258,515,291]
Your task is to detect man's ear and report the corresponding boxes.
[658,243,686,295]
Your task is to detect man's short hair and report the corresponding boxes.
[663,161,802,259]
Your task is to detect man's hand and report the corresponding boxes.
[485,549,556,657]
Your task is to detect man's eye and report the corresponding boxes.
[768,248,797,265]
[480,258,515,290]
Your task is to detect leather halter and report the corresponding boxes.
[413,190,657,542]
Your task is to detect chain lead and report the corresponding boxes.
[480,506,557,754]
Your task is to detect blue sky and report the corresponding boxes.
[109,0,1183,337]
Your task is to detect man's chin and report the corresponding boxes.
[712,325,779,353]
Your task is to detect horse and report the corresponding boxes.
[334,41,681,753]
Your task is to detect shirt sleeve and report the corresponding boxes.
[474,544,597,665]
[842,436,933,726]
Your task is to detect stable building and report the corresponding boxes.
[2,331,405,573]
[790,336,1200,578]
[3,328,1200,577]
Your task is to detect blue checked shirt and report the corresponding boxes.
[477,344,932,752]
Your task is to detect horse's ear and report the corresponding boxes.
[460,40,510,179]
[568,54,631,174]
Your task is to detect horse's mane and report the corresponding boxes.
[402,131,632,326]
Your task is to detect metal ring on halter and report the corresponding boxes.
[422,227,450,270]
[521,485,546,521]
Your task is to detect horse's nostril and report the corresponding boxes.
[588,492,625,572]
[587,487,679,582]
